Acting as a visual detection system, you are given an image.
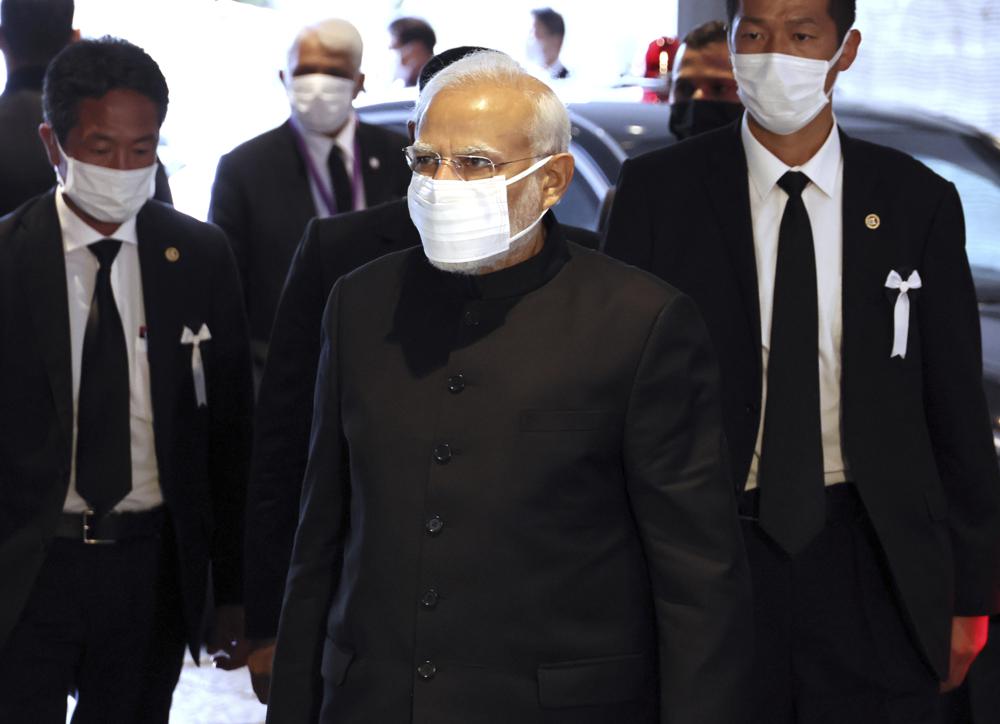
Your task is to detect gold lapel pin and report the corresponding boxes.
[865,213,881,230]
[165,247,180,262]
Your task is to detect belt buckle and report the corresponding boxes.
[82,510,115,545]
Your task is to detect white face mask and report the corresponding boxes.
[731,31,851,135]
[55,140,157,223]
[408,155,553,268]
[287,73,356,135]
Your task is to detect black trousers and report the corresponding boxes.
[741,484,941,724]
[0,520,186,724]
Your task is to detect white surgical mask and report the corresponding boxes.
[731,31,851,135]
[55,140,157,223]
[287,73,355,135]
[408,155,553,266]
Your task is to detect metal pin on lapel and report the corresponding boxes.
[865,214,881,230]
[369,157,381,170]
[165,247,180,262]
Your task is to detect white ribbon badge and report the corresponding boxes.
[884,270,922,359]
[180,324,212,407]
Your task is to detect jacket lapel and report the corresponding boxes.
[704,122,762,365]
[136,204,181,449]
[279,120,322,225]
[18,192,74,443]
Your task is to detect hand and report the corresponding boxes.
[247,639,276,704]
[940,615,989,692]
[206,604,251,671]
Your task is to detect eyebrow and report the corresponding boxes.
[787,17,821,26]
[452,144,501,157]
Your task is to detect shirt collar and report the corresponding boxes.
[741,113,842,200]
[295,112,358,165]
[430,211,571,301]
[56,187,139,254]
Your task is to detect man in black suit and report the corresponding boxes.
[0,38,253,722]
[605,1,1000,721]
[266,49,751,724]
[209,17,410,370]
[242,47,599,704]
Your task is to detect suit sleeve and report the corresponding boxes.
[243,219,327,640]
[623,293,752,724]
[919,181,1000,616]
[208,153,251,308]
[603,157,655,268]
[206,229,254,605]
[267,282,349,724]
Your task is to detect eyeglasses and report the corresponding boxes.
[403,146,547,181]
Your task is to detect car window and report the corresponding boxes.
[918,157,1000,274]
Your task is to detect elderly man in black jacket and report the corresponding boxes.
[267,50,751,724]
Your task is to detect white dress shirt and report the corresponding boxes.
[742,114,850,490]
[296,112,366,216]
[57,189,162,513]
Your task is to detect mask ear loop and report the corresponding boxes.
[504,154,554,187]
[824,29,854,100]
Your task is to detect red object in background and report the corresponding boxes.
[643,36,680,104]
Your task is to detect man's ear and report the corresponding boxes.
[69,28,81,44]
[278,69,286,86]
[353,72,366,99]
[407,121,416,145]
[38,123,61,168]
[541,152,574,210]
[836,29,861,73]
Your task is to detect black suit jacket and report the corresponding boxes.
[207,119,410,358]
[265,217,752,723]
[604,121,1000,678]
[245,199,599,639]
[0,67,173,218]
[0,192,253,657]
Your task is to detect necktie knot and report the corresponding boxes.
[778,171,810,198]
[88,239,122,268]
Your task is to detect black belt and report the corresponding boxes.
[55,507,166,544]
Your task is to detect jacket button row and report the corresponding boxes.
[447,374,465,394]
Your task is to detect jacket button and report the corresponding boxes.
[463,310,479,327]
[447,374,465,394]
[421,588,440,609]
[433,443,452,464]
[425,516,444,535]
[417,661,436,680]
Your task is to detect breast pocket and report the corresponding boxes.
[132,336,154,422]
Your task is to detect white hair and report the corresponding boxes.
[288,18,363,73]
[412,50,571,155]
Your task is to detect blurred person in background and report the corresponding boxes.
[527,7,569,79]
[242,46,600,706]
[0,0,77,215]
[606,0,1000,721]
[388,16,435,88]
[668,19,742,140]
[208,18,409,374]
[0,37,252,723]
[0,0,173,218]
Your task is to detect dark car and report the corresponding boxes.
[360,99,1000,453]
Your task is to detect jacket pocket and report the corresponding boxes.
[320,638,354,686]
[537,652,650,708]
[520,410,616,432]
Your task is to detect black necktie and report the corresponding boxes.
[757,171,825,554]
[76,239,132,516]
[327,145,354,215]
